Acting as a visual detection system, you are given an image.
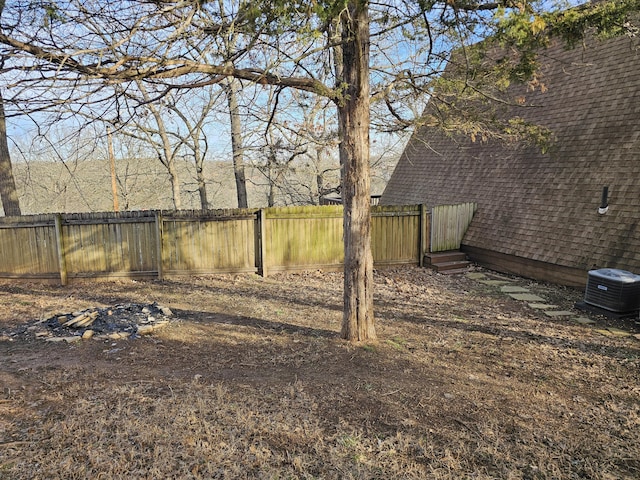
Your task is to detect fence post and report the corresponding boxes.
[54,214,68,285]
[155,211,164,280]
[419,204,428,267]
[258,209,268,277]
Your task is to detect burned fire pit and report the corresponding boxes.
[7,303,175,343]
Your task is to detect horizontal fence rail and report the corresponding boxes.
[0,204,459,284]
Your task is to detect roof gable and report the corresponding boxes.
[382,33,640,275]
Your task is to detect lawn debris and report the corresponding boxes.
[4,303,174,342]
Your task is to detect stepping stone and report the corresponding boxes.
[478,280,510,286]
[595,329,614,337]
[466,272,487,280]
[508,293,546,302]
[528,303,559,310]
[607,328,631,337]
[544,310,575,317]
[486,274,512,281]
[500,286,530,293]
[574,317,596,325]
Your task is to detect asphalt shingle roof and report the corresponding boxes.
[382,33,640,275]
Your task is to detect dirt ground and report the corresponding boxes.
[1,266,639,479]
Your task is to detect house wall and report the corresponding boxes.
[381,33,640,286]
[462,246,591,287]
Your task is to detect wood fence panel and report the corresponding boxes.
[62,213,157,277]
[264,205,344,271]
[0,205,435,282]
[0,218,58,277]
[430,202,477,252]
[371,205,421,265]
[162,210,257,274]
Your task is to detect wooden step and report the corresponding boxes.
[433,260,471,273]
[424,250,471,275]
[425,250,467,265]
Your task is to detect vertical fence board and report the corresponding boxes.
[371,205,421,265]
[419,204,429,267]
[54,215,67,284]
[0,204,446,282]
[155,212,164,280]
[61,212,157,278]
[430,202,477,252]
[0,215,58,278]
[258,209,268,276]
[264,206,344,271]
[162,210,257,274]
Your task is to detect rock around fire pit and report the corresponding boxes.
[6,303,175,343]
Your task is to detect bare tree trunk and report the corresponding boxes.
[265,147,278,207]
[166,100,212,210]
[0,91,21,216]
[193,141,209,210]
[167,166,181,210]
[107,127,120,212]
[136,81,182,210]
[195,165,209,210]
[337,1,375,341]
[151,114,182,210]
[159,135,182,211]
[225,78,248,209]
[267,186,275,207]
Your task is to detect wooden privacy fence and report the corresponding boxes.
[0,204,432,284]
[430,202,477,252]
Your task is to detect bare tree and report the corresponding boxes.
[0,91,20,215]
[132,81,184,210]
[165,89,219,210]
[111,81,222,210]
[224,77,249,208]
[0,0,19,215]
[12,124,187,213]
[246,88,341,206]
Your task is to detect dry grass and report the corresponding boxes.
[1,267,639,479]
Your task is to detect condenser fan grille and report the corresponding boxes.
[584,269,640,313]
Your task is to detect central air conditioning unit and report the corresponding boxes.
[584,269,640,313]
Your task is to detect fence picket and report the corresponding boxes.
[430,202,477,252]
[0,204,454,282]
